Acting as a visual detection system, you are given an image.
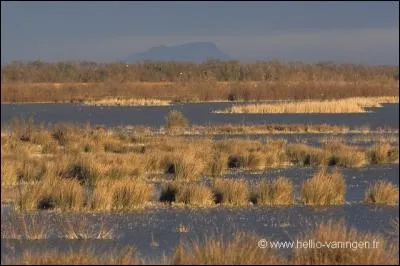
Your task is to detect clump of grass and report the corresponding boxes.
[173,231,282,265]
[294,219,398,265]
[286,144,328,167]
[165,110,189,133]
[325,142,367,168]
[367,142,399,164]
[4,247,141,265]
[300,169,346,205]
[177,183,214,206]
[250,177,293,205]
[160,182,214,206]
[17,176,85,211]
[90,178,154,211]
[164,152,204,181]
[213,179,249,206]
[364,180,399,205]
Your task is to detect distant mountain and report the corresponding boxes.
[125,42,231,63]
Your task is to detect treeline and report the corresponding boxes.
[1,59,398,83]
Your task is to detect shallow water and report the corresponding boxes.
[1,204,398,262]
[1,103,398,129]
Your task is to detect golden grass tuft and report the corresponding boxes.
[90,178,154,211]
[213,179,249,206]
[294,219,398,265]
[164,152,204,181]
[160,182,214,207]
[300,169,346,206]
[251,177,294,205]
[165,110,189,134]
[17,176,85,211]
[364,180,399,205]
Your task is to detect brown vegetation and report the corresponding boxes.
[1,60,398,103]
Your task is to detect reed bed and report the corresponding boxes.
[218,96,399,114]
[83,97,171,106]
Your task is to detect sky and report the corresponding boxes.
[1,1,399,65]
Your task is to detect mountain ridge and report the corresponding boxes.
[125,42,232,63]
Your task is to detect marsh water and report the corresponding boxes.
[1,102,399,262]
[1,103,399,129]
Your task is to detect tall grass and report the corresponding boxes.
[250,177,293,205]
[300,169,346,206]
[17,176,85,211]
[213,179,249,206]
[364,180,399,205]
[90,178,154,211]
[164,152,204,181]
[219,96,399,114]
[159,182,214,206]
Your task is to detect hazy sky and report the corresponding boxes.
[1,1,399,65]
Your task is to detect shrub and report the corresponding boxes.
[300,169,346,205]
[213,179,249,206]
[364,180,399,205]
